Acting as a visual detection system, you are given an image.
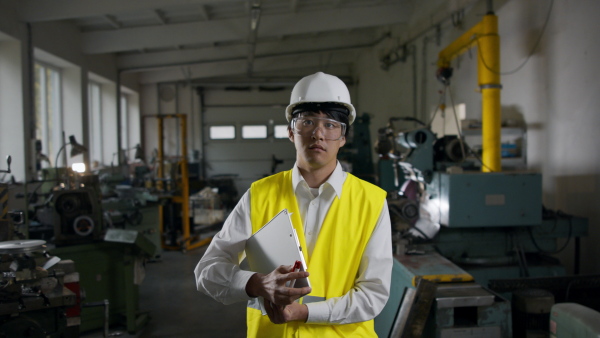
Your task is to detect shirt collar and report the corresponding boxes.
[292,162,346,199]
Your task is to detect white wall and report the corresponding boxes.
[355,0,600,275]
[142,83,208,162]
[0,39,25,181]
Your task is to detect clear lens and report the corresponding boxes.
[292,117,346,140]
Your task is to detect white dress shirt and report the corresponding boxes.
[194,162,393,324]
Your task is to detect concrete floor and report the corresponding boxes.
[82,245,247,337]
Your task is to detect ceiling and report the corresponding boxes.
[14,0,478,85]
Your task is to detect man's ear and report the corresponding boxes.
[339,136,346,147]
[288,127,294,143]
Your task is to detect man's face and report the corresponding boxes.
[288,111,346,170]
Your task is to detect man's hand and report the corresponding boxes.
[264,300,308,324]
[246,264,311,307]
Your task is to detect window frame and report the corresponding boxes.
[34,61,63,168]
[241,124,268,140]
[273,124,290,140]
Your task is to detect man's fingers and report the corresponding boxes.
[286,271,310,280]
[283,285,312,297]
[276,264,294,273]
[264,299,273,317]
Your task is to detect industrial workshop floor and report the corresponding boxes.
[82,245,247,337]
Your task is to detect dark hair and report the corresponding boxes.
[289,102,351,137]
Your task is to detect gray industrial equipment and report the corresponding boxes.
[0,239,81,337]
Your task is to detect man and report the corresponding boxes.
[194,72,392,337]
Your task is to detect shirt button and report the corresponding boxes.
[308,231,313,236]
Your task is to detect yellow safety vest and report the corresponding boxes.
[248,169,386,337]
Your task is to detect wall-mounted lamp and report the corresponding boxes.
[55,135,88,169]
[0,155,11,174]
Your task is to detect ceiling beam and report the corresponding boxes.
[17,0,236,22]
[117,31,380,70]
[82,3,410,54]
[137,49,359,84]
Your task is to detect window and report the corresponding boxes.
[34,62,62,168]
[120,94,129,152]
[242,125,267,139]
[209,126,236,140]
[88,81,103,166]
[274,125,289,139]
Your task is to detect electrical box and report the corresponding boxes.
[431,172,542,227]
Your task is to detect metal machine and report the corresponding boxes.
[18,161,158,335]
[0,239,81,336]
[374,7,595,338]
[376,124,590,337]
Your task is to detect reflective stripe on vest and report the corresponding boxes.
[246,170,386,338]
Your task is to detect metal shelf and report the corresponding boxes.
[462,127,527,169]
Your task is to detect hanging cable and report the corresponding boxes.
[475,0,554,76]
[445,83,495,171]
[426,85,447,127]
[447,85,467,162]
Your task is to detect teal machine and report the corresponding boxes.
[374,127,593,338]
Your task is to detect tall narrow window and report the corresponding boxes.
[88,81,103,167]
[34,62,62,168]
[120,94,129,157]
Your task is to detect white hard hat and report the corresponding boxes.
[285,72,356,124]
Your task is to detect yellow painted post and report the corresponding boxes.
[179,115,191,250]
[478,14,502,172]
[437,13,502,172]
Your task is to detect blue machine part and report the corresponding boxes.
[374,258,407,338]
[430,172,542,227]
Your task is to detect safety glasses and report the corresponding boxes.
[291,116,346,141]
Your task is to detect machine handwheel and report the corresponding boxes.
[73,215,95,236]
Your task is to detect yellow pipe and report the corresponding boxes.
[438,21,482,69]
[437,14,502,172]
[157,117,164,191]
[478,14,501,172]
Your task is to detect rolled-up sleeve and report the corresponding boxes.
[194,190,255,305]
